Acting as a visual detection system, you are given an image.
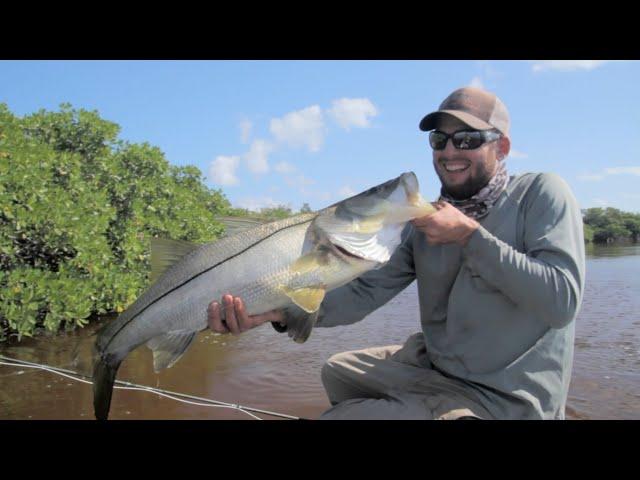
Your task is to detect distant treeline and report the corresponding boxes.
[228,202,312,221]
[0,104,308,341]
[582,208,640,244]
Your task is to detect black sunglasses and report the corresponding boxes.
[429,129,501,151]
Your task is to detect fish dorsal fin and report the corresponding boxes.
[146,330,197,373]
[215,215,270,237]
[150,237,200,283]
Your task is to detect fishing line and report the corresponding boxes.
[0,354,304,420]
[0,359,262,419]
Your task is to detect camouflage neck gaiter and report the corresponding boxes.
[438,161,509,220]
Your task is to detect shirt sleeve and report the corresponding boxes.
[461,172,586,329]
[313,223,417,328]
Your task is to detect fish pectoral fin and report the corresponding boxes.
[146,330,198,373]
[280,286,326,313]
[289,250,328,275]
[150,237,201,283]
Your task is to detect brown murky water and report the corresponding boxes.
[1,244,639,420]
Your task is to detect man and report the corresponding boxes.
[207,87,586,420]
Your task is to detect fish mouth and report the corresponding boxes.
[329,235,389,264]
[399,172,431,208]
[399,172,418,197]
[332,242,367,260]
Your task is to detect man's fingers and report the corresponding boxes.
[236,299,284,330]
[413,206,446,226]
[412,215,435,227]
[209,295,285,335]
[207,301,229,334]
[234,297,254,332]
[247,309,285,326]
[223,294,241,335]
[259,310,286,324]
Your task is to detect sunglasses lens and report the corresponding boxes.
[429,131,448,150]
[452,131,483,149]
[429,130,500,151]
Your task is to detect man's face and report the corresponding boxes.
[431,116,505,200]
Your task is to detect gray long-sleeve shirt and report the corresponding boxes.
[313,172,586,419]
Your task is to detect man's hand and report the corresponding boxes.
[411,201,479,246]
[207,294,285,335]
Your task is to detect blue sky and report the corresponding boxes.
[1,60,639,213]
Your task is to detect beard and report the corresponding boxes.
[436,159,496,200]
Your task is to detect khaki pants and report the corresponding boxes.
[319,332,493,420]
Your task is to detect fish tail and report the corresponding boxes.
[92,314,132,420]
[93,353,122,420]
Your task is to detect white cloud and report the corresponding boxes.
[578,174,605,182]
[476,61,503,81]
[579,166,640,182]
[239,119,252,144]
[244,139,273,174]
[531,61,608,73]
[509,149,528,159]
[592,198,610,207]
[284,174,315,188]
[274,161,296,174]
[270,105,325,152]
[468,62,503,91]
[328,98,379,131]
[236,196,286,212]
[209,155,240,186]
[604,167,640,176]
[469,76,485,89]
[338,185,357,197]
[297,175,315,186]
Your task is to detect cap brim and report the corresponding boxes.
[419,110,494,132]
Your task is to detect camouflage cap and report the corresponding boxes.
[419,87,510,136]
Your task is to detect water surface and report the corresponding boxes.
[1,244,638,420]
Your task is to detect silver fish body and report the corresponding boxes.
[93,171,435,419]
[101,214,375,357]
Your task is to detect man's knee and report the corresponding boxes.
[320,351,349,387]
[320,350,374,405]
[320,361,333,388]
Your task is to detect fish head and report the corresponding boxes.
[336,171,432,222]
[314,172,435,264]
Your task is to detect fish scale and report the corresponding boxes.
[115,213,318,328]
[102,217,318,354]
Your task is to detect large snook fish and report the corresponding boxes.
[92,171,435,419]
